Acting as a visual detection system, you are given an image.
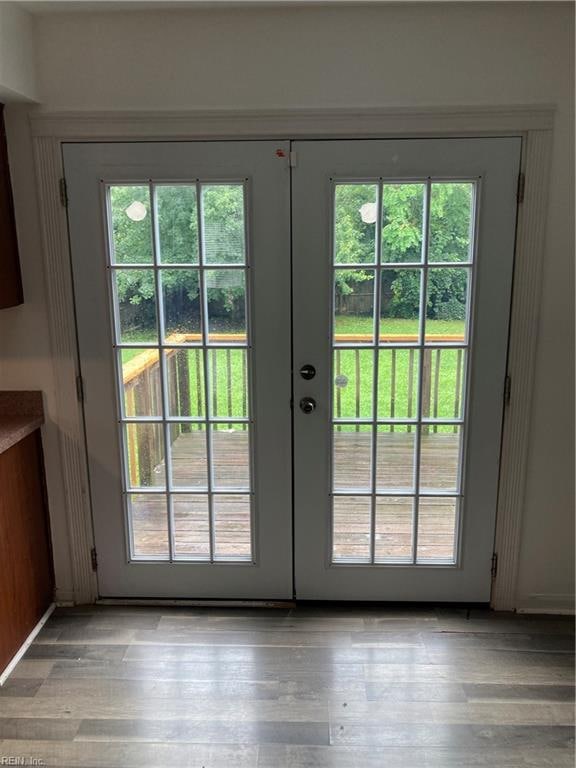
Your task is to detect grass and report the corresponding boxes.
[120,317,466,432]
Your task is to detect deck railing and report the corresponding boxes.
[122,333,464,485]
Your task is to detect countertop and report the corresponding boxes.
[0,392,44,455]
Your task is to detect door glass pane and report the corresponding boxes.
[425,267,469,344]
[113,269,158,344]
[161,269,201,341]
[211,424,250,490]
[334,269,375,342]
[207,349,249,420]
[201,184,246,265]
[417,497,458,563]
[164,349,205,419]
[376,425,415,492]
[381,183,425,264]
[334,183,378,265]
[333,425,372,492]
[156,185,199,264]
[332,179,475,566]
[125,423,165,488]
[377,349,419,420]
[107,181,253,563]
[213,495,252,560]
[375,496,414,562]
[172,494,210,560]
[429,183,474,263]
[419,426,462,493]
[333,496,371,562]
[205,269,247,345]
[421,348,466,421]
[109,185,153,265]
[120,349,162,417]
[169,424,208,490]
[129,494,169,559]
[380,269,421,343]
[333,349,374,420]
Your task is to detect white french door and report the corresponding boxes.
[64,137,520,601]
[292,138,521,600]
[64,141,293,598]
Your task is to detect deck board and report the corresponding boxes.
[131,430,459,561]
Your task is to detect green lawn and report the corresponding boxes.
[120,318,465,433]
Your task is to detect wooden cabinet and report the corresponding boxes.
[0,103,23,308]
[0,431,54,675]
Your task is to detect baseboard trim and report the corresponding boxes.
[0,603,55,686]
[516,594,575,616]
[97,598,296,608]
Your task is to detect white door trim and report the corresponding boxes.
[30,105,554,607]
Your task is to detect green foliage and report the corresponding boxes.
[111,180,473,334]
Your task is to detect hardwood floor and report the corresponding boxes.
[0,605,573,766]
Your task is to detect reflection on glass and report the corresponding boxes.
[121,349,162,417]
[381,183,425,264]
[125,423,165,488]
[169,424,208,489]
[421,348,466,421]
[332,496,371,562]
[376,425,415,492]
[378,349,419,421]
[211,424,250,490]
[172,494,210,559]
[375,496,414,561]
[202,185,246,265]
[156,185,199,264]
[214,495,252,560]
[424,267,469,344]
[114,269,158,344]
[334,183,378,265]
[429,183,474,263]
[417,497,457,562]
[380,269,421,343]
[334,270,375,342]
[333,349,374,420]
[161,269,201,341]
[419,427,461,493]
[165,349,205,419]
[205,269,247,344]
[333,425,372,492]
[110,185,153,265]
[129,493,169,558]
[208,349,249,420]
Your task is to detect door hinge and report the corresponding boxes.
[59,177,68,208]
[289,151,298,168]
[504,374,512,406]
[491,552,498,579]
[76,374,85,403]
[90,547,98,571]
[516,172,525,204]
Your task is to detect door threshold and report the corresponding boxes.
[97,598,296,608]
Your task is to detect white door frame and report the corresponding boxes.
[30,105,554,608]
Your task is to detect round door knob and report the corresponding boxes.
[299,397,316,414]
[299,364,316,380]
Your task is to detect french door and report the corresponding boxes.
[64,137,521,601]
[292,138,521,600]
[64,142,293,598]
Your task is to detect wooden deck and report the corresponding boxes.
[131,431,460,562]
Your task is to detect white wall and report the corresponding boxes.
[2,2,573,609]
[0,3,37,101]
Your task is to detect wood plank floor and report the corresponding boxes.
[135,430,461,561]
[1,605,573,766]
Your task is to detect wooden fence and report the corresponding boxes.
[123,333,464,485]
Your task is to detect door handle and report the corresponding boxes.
[299,397,316,414]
